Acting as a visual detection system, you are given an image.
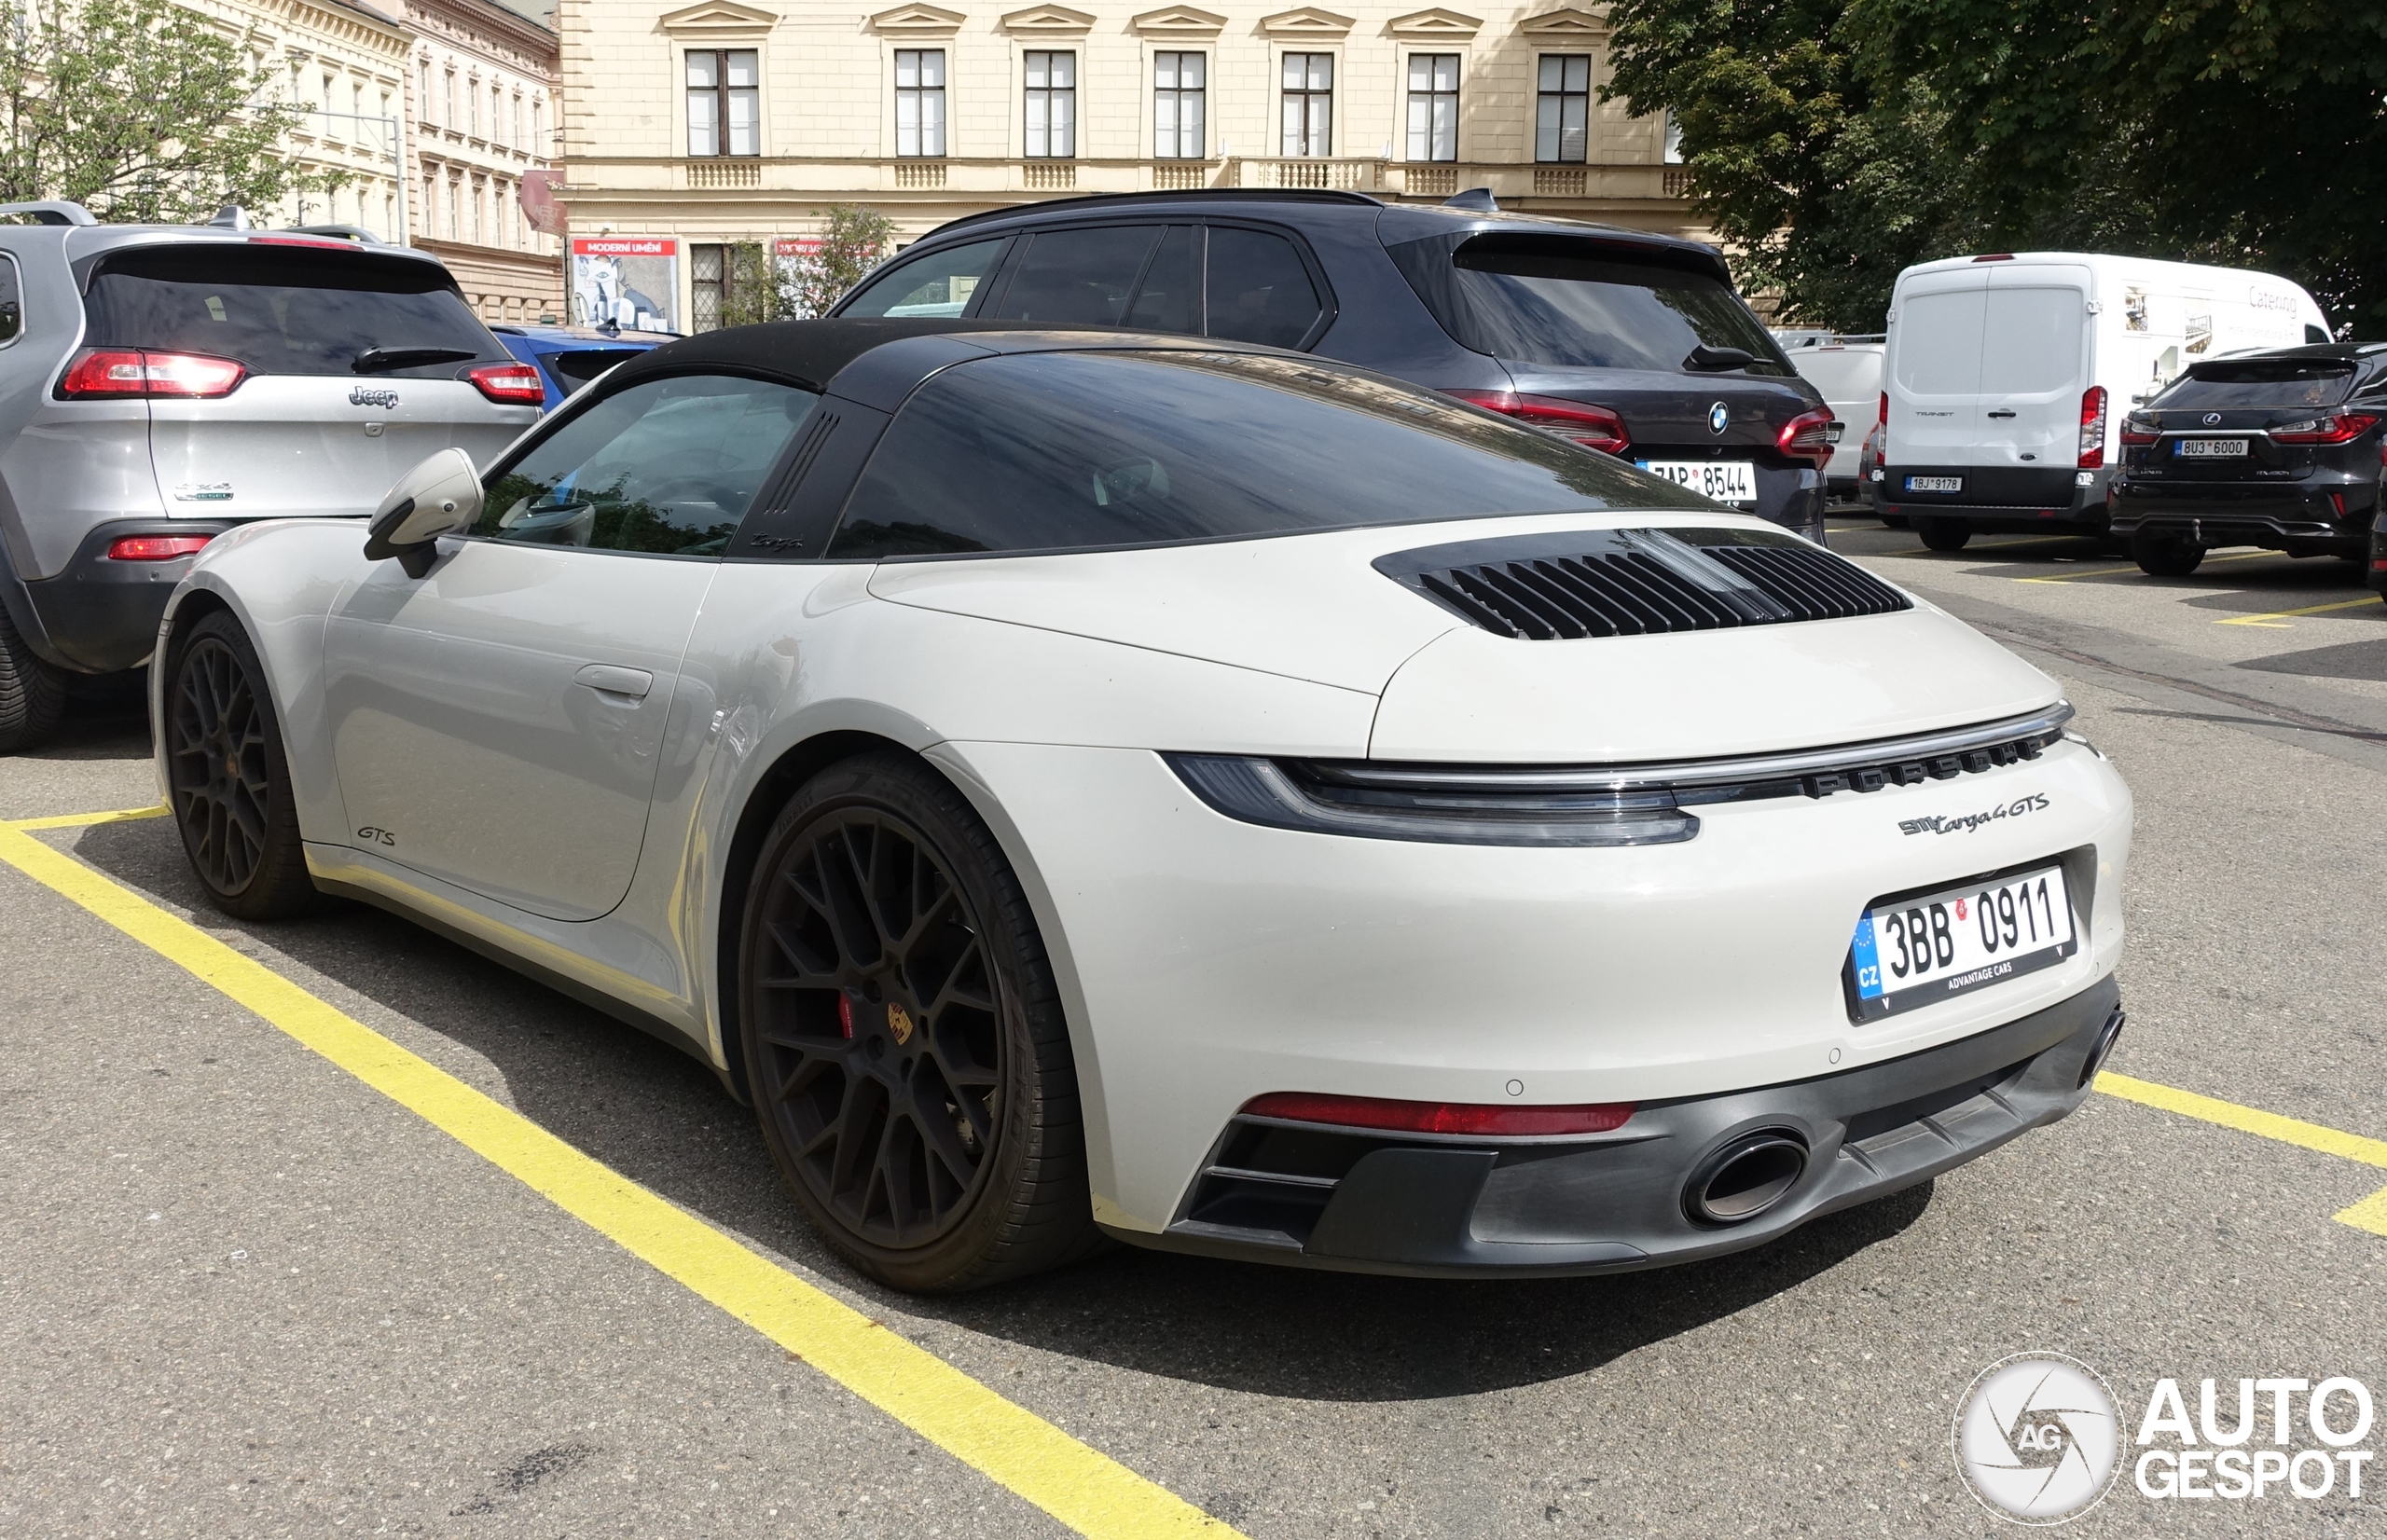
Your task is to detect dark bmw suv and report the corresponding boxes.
[829,190,1834,541]
[2109,343,2387,576]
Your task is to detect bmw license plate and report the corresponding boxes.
[2174,438,2248,458]
[1904,474,1964,493]
[1638,460,1758,504]
[1846,863,2077,1022]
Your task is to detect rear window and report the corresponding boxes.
[1389,233,1792,377]
[2155,361,2355,410]
[84,244,505,378]
[826,349,1704,560]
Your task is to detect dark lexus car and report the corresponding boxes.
[828,190,1834,541]
[2109,344,2387,576]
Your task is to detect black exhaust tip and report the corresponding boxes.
[2077,1008,2127,1090]
[1684,1130,1809,1227]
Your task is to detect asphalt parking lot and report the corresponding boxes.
[4,516,2385,1539]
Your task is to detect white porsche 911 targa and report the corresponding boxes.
[154,320,2131,1292]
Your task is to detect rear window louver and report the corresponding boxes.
[1374,526,1911,639]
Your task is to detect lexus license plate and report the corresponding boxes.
[1904,474,1964,493]
[1847,863,2077,1021]
[2174,438,2249,458]
[1638,460,1758,504]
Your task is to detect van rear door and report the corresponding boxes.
[1888,274,1988,462]
[1980,265,2090,472]
[80,242,537,520]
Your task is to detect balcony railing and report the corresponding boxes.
[683,158,761,189]
[604,158,1689,203]
[1224,157,1385,192]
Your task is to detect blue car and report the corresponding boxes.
[492,323,675,410]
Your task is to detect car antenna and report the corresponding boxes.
[1443,187,1497,213]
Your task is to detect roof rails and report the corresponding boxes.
[0,199,96,227]
[925,186,1383,239]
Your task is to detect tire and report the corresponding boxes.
[739,751,1097,1292]
[161,611,320,920]
[2131,530,2205,577]
[0,603,64,753]
[1915,517,1972,552]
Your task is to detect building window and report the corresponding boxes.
[692,242,727,332]
[1153,51,1203,158]
[1279,52,1331,158]
[1406,53,1458,162]
[896,49,945,157]
[686,49,760,157]
[1024,50,1074,158]
[532,99,545,156]
[418,59,431,116]
[1536,54,1590,163]
[443,69,457,130]
[1663,109,1684,164]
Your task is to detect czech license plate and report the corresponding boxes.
[1847,863,2077,1021]
[1639,460,1758,503]
[1904,474,1963,493]
[2174,438,2248,458]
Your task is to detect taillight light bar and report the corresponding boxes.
[467,361,545,405]
[2077,385,2108,469]
[2270,411,2380,446]
[2119,415,2159,447]
[60,349,246,399]
[1443,389,1631,456]
[106,534,214,561]
[1777,406,1838,465]
[1241,1091,1635,1136]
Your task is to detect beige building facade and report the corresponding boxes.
[381,0,566,319]
[552,0,1698,328]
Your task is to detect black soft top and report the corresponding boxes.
[600,319,1047,394]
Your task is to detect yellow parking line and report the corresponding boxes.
[2014,550,2282,584]
[2215,595,2384,627]
[2095,1071,2387,1238]
[0,819,1235,1540]
[6,803,168,831]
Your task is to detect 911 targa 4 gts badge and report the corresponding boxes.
[1900,794,2049,836]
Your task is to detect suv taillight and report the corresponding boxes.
[2077,385,2108,469]
[467,361,545,405]
[1443,390,1631,456]
[1777,407,1838,465]
[106,534,213,561]
[2119,414,2159,447]
[2270,411,2379,445]
[60,349,246,399]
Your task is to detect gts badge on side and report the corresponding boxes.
[349,387,400,409]
[356,826,396,846]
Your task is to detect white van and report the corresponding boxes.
[1777,332,1885,497]
[1879,253,2330,549]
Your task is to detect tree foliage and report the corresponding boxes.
[0,0,338,224]
[1604,0,2386,334]
[782,203,897,319]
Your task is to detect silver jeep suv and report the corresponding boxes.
[0,201,542,750]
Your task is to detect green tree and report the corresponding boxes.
[0,0,340,224]
[782,203,896,319]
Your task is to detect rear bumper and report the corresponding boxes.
[2110,479,2372,556]
[1130,974,2121,1277]
[1878,464,2109,530]
[6,519,239,673]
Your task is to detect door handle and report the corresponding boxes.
[573,663,654,699]
[1986,409,2018,419]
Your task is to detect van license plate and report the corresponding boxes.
[1847,863,2077,1021]
[1904,475,1963,493]
[2175,438,2248,458]
[1638,460,1757,504]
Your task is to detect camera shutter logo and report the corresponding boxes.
[1953,1353,2122,1524]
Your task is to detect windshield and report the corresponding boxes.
[827,349,1707,559]
[2155,362,2355,410]
[85,245,506,378]
[1389,233,1793,377]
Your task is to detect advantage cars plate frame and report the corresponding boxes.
[1842,854,2084,1024]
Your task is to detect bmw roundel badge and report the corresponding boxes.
[1708,401,1730,435]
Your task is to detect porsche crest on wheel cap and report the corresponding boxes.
[887,1001,916,1046]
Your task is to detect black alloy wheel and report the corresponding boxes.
[2131,529,2205,577]
[164,612,318,919]
[1914,516,1971,553]
[741,753,1097,1292]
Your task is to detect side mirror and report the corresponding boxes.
[364,448,483,578]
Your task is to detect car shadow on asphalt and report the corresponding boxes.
[66,813,1934,1402]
